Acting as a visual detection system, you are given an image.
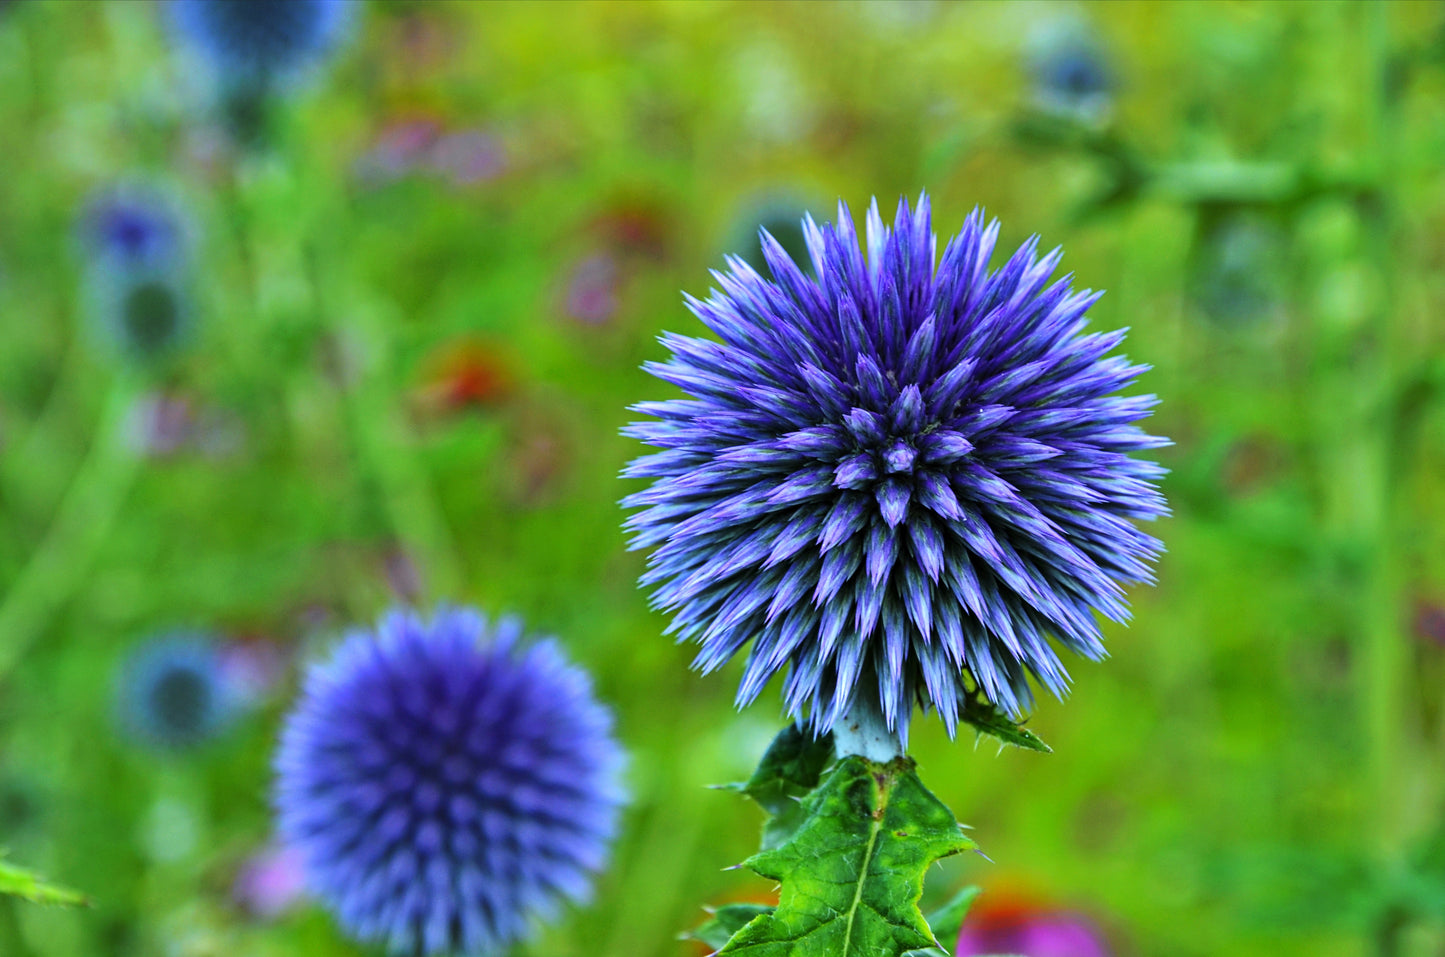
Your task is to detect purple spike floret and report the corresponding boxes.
[274,608,625,956]
[623,194,1167,742]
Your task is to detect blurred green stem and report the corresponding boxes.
[0,377,141,680]
[1360,0,1406,865]
[0,896,33,957]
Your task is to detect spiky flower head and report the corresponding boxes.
[117,633,234,750]
[623,195,1167,743]
[78,187,191,362]
[274,608,625,957]
[167,0,354,87]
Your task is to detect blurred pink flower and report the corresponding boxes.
[233,844,307,919]
[430,129,507,186]
[956,889,1111,957]
[563,251,621,325]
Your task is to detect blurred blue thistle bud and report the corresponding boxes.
[1190,210,1286,329]
[1026,18,1114,125]
[167,0,354,88]
[274,608,625,957]
[78,187,193,364]
[166,0,356,143]
[117,634,235,751]
[624,195,1167,746]
[725,192,821,279]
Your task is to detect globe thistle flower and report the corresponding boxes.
[1190,210,1286,330]
[117,634,234,750]
[274,608,625,957]
[166,0,354,88]
[1026,19,1114,124]
[725,192,819,279]
[623,195,1167,743]
[166,0,356,144]
[78,188,192,363]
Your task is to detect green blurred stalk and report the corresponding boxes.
[223,147,463,604]
[0,377,141,680]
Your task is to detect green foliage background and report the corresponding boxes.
[1,1,1445,955]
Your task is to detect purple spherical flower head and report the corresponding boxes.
[167,0,353,86]
[623,194,1167,741]
[81,193,181,271]
[117,633,234,750]
[274,608,625,957]
[78,187,192,361]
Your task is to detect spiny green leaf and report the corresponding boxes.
[739,724,834,815]
[961,692,1051,753]
[0,853,87,907]
[736,723,835,850]
[924,884,982,945]
[689,904,776,950]
[719,756,976,957]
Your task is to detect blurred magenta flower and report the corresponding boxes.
[125,391,196,457]
[355,117,444,184]
[563,252,622,325]
[956,890,1111,957]
[233,843,307,920]
[430,129,507,187]
[1414,601,1445,648]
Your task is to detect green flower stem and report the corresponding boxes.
[225,153,463,602]
[294,178,465,601]
[0,376,141,680]
[834,692,904,763]
[330,306,465,600]
[1359,1,1407,866]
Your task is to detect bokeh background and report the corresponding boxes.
[2,1,1445,955]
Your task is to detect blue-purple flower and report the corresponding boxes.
[117,633,234,750]
[167,0,354,87]
[623,195,1166,740]
[78,188,191,362]
[274,608,624,956]
[1027,19,1114,123]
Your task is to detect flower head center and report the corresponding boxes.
[882,439,917,475]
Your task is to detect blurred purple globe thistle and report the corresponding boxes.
[78,188,192,362]
[726,192,820,279]
[166,0,355,143]
[1027,19,1114,124]
[117,634,234,750]
[623,195,1166,741]
[274,608,625,957]
[167,0,354,87]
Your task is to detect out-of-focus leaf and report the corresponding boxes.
[0,853,87,907]
[924,884,982,946]
[729,723,835,849]
[688,903,776,951]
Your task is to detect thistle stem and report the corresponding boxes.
[0,377,141,680]
[833,692,904,763]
